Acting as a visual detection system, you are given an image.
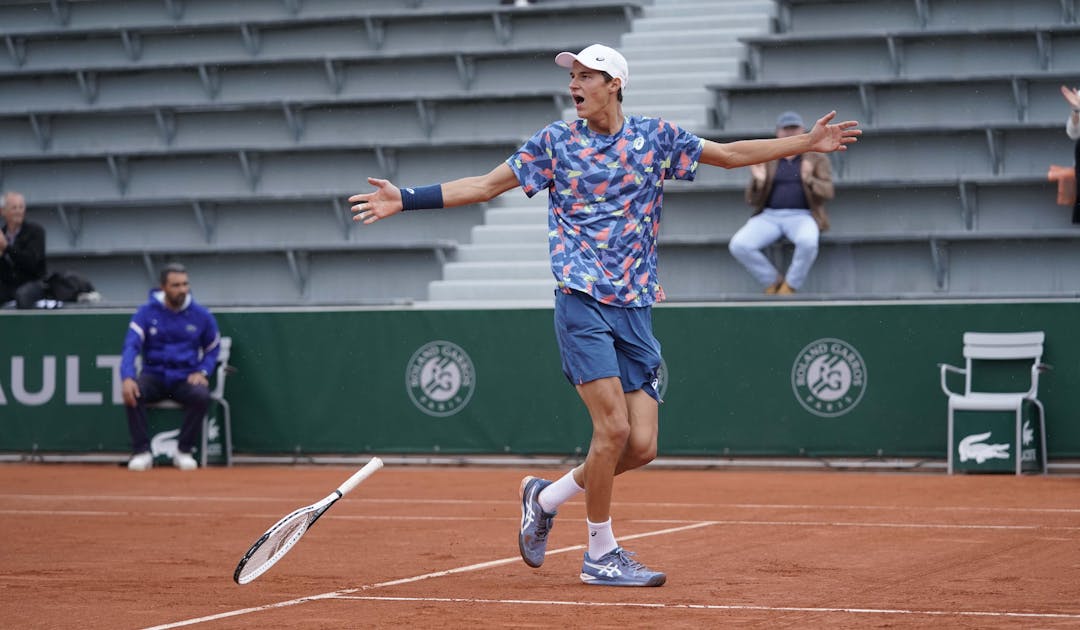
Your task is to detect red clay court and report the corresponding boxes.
[2,463,1079,629]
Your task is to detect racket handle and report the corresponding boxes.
[337,457,384,496]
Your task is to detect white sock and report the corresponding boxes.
[587,518,618,560]
[537,469,584,514]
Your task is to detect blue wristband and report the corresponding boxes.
[400,184,444,211]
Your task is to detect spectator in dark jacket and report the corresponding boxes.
[0,191,48,309]
[121,263,221,471]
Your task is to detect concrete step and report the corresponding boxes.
[622,43,747,62]
[470,224,548,245]
[630,72,741,91]
[442,260,551,281]
[631,14,773,33]
[625,89,714,108]
[622,28,763,49]
[646,0,774,8]
[642,2,774,20]
[630,57,741,75]
[428,279,556,302]
[454,242,549,262]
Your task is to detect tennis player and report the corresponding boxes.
[350,44,860,586]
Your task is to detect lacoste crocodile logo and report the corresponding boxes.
[151,428,180,459]
[958,431,1010,463]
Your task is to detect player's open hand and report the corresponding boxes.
[349,177,403,225]
[807,111,861,153]
[1061,85,1080,111]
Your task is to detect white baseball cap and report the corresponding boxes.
[555,44,629,90]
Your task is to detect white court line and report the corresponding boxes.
[3,494,1079,514]
[141,509,1080,630]
[0,494,506,505]
[4,509,1080,534]
[6,509,1080,533]
[0,509,509,521]
[638,518,1080,532]
[331,595,1080,621]
[139,522,714,630]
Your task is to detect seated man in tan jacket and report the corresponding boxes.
[729,111,834,294]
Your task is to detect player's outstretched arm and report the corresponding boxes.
[349,163,520,225]
[699,111,861,169]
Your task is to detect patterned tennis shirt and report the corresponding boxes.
[507,115,704,307]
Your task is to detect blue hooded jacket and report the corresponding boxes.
[121,288,221,386]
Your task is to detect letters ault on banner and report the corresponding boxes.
[0,355,123,406]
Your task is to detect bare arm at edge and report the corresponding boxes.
[348,163,520,225]
[699,111,861,169]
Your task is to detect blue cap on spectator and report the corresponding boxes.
[776,111,805,128]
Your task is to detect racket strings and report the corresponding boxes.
[235,514,310,584]
[233,459,382,585]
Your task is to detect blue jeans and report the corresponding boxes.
[729,208,820,290]
[125,373,210,455]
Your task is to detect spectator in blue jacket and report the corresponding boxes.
[121,263,221,471]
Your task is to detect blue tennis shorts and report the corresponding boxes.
[553,290,663,402]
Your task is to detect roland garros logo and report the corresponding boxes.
[791,338,867,418]
[406,340,476,417]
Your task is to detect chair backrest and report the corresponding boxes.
[961,331,1044,397]
[210,336,232,400]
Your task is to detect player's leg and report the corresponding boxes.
[519,290,621,568]
[577,304,666,587]
[576,376,630,525]
[610,301,661,473]
[615,389,658,474]
[168,379,210,470]
[125,373,166,470]
[577,382,665,587]
[779,210,820,291]
[729,212,784,290]
[577,381,665,587]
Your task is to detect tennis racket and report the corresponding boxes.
[233,457,384,585]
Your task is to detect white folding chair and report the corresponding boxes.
[939,332,1049,475]
[148,336,234,467]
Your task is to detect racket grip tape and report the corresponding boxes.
[337,457,384,496]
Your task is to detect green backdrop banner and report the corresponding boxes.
[2,300,1077,459]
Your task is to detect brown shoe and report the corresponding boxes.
[764,280,782,295]
[776,281,796,295]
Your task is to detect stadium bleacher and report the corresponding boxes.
[1,0,643,305]
[3,0,1078,305]
[672,0,1080,298]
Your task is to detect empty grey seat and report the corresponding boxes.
[742,26,1080,83]
[707,72,1078,132]
[0,97,563,161]
[776,0,1070,34]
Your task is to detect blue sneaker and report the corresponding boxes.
[580,547,666,587]
[518,476,556,568]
